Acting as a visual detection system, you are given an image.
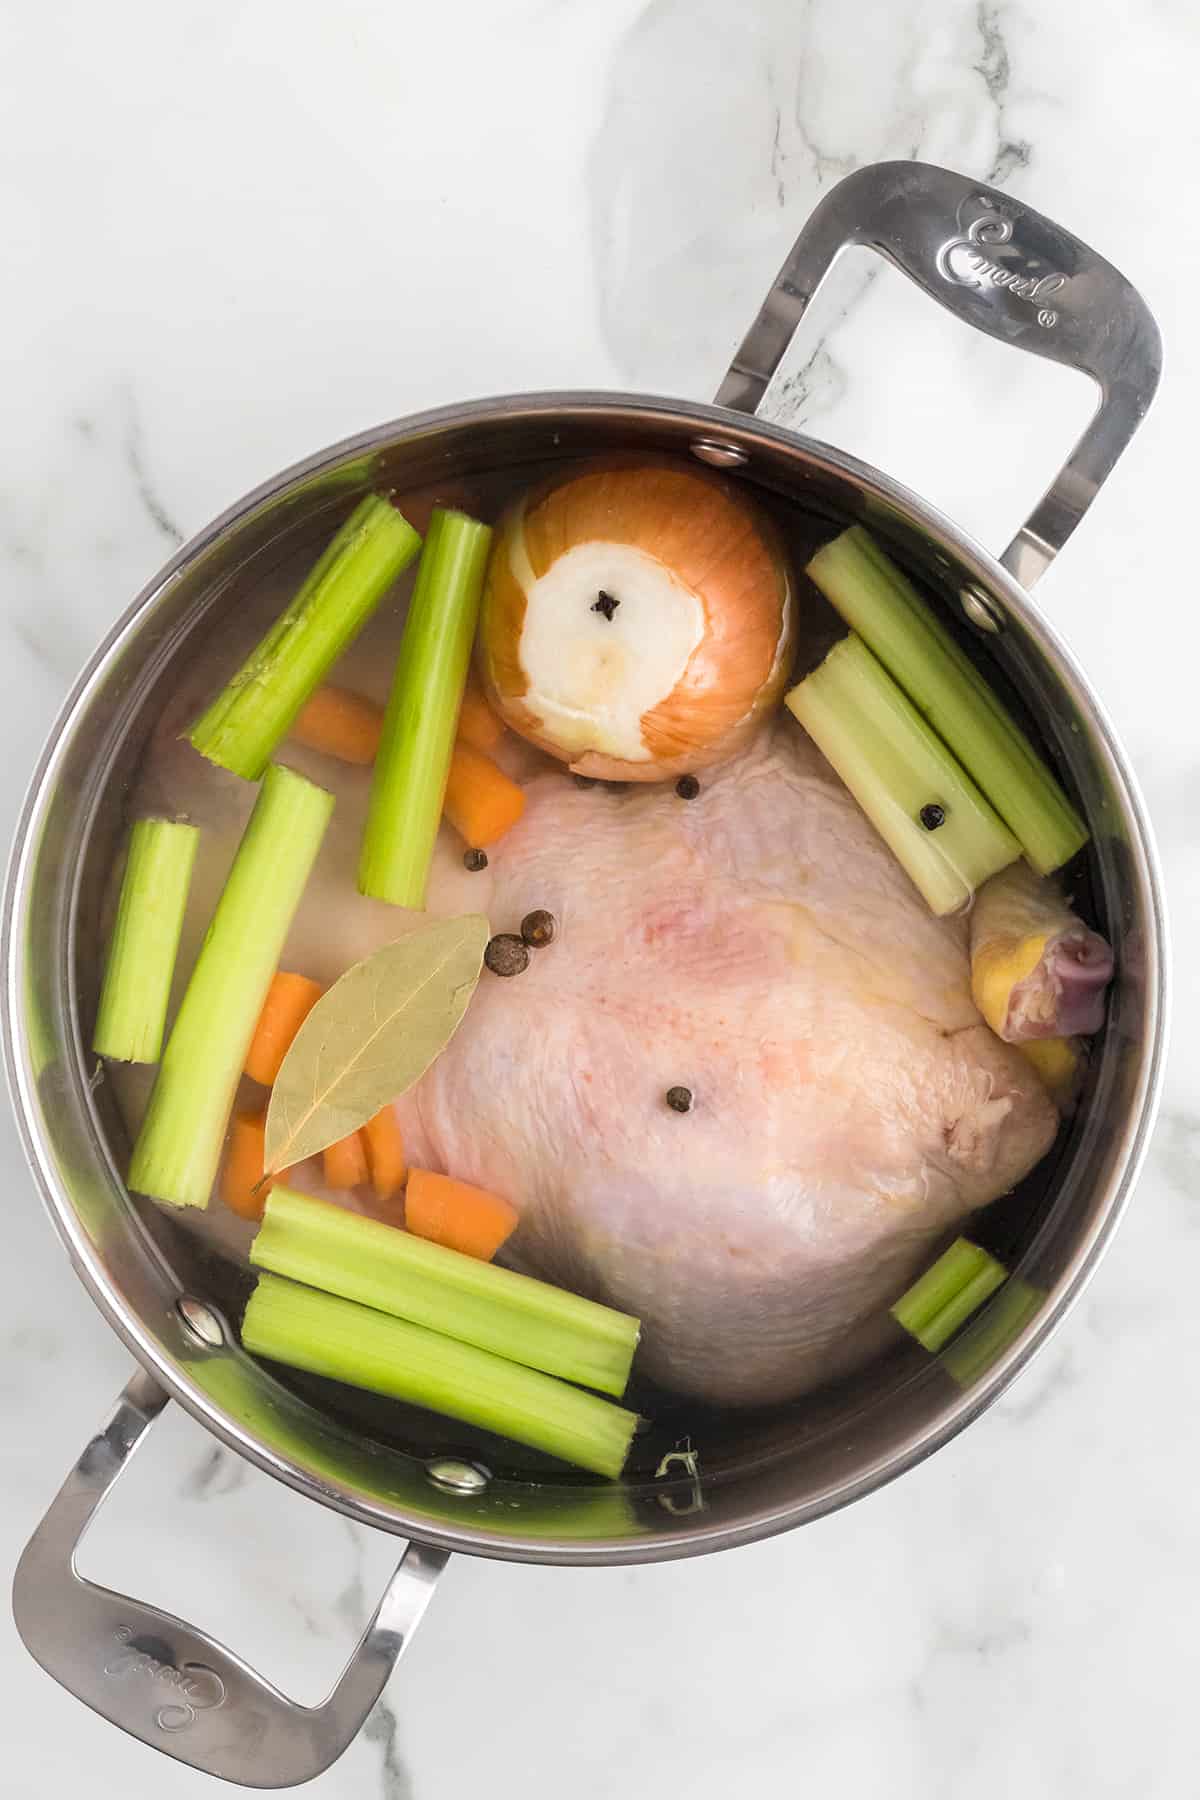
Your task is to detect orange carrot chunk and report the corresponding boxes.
[457,675,504,753]
[323,1130,370,1190]
[291,684,384,766]
[221,1111,274,1221]
[245,970,324,1086]
[363,1107,407,1204]
[404,1168,519,1262]
[442,743,525,849]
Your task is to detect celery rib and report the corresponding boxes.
[251,1187,639,1397]
[188,495,421,781]
[891,1237,1008,1352]
[128,764,334,1209]
[242,1273,638,1479]
[786,634,1019,915]
[942,1275,1042,1388]
[359,508,493,908]
[807,529,1087,873]
[93,818,199,1063]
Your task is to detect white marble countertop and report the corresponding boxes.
[3,3,1198,1795]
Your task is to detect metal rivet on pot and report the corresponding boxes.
[176,1296,224,1348]
[960,583,1003,634]
[426,1457,490,1495]
[690,438,749,470]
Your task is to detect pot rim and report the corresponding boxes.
[2,389,1170,1565]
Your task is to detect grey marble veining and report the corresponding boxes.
[2,1,1198,1795]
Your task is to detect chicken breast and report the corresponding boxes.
[117,660,1056,1408]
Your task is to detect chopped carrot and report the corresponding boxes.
[323,1130,370,1190]
[404,1168,519,1262]
[363,1107,407,1203]
[221,1110,275,1221]
[442,743,525,849]
[245,970,324,1086]
[457,675,504,753]
[291,684,384,766]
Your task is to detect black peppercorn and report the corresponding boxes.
[463,848,488,872]
[919,803,947,831]
[675,774,700,800]
[520,909,556,948]
[591,590,620,621]
[484,934,530,977]
[666,1086,693,1114]
[573,774,598,790]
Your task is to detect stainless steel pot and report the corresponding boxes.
[4,162,1167,1787]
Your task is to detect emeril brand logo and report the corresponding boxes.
[105,1625,227,1732]
[936,206,1066,328]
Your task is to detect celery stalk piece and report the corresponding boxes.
[359,508,493,908]
[242,1273,639,1480]
[251,1187,640,1397]
[807,529,1087,873]
[93,818,199,1063]
[786,634,1020,915]
[942,1275,1043,1389]
[890,1237,1008,1352]
[188,496,421,781]
[128,764,334,1209]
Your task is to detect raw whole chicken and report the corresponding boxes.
[402,723,1058,1405]
[123,638,1058,1407]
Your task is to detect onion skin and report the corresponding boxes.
[478,462,795,781]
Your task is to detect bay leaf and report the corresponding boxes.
[264,914,489,1172]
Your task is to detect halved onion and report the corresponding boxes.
[477,461,794,781]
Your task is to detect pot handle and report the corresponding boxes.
[12,1368,448,1789]
[715,159,1161,587]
